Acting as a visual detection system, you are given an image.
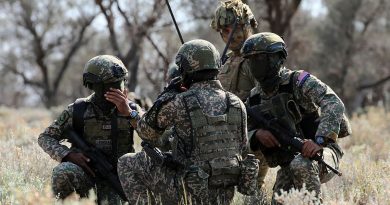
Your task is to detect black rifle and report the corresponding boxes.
[64,128,128,201]
[141,141,183,169]
[246,107,342,176]
[221,17,240,65]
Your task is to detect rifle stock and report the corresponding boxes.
[141,141,184,169]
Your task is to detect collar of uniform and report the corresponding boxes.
[256,67,293,99]
[189,80,223,90]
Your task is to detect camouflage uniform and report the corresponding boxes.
[211,1,269,194]
[118,40,256,205]
[38,55,138,204]
[242,33,351,204]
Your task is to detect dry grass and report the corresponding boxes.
[0,106,389,204]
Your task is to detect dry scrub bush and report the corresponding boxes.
[0,106,389,204]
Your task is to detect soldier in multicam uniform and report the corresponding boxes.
[211,0,258,100]
[211,0,270,198]
[241,32,352,204]
[38,55,140,204]
[106,39,258,204]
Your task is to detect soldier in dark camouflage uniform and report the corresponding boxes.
[211,2,270,201]
[107,39,258,204]
[38,55,140,204]
[241,32,352,204]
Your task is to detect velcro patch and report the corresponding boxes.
[296,71,310,87]
[57,110,70,126]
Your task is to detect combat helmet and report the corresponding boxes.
[210,0,257,31]
[175,39,221,75]
[83,55,128,89]
[241,32,287,58]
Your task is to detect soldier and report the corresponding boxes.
[210,0,258,100]
[211,0,270,197]
[107,39,258,204]
[38,55,140,204]
[241,32,352,204]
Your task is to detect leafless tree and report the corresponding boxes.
[0,0,97,108]
[95,0,168,92]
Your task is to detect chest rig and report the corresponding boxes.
[72,99,135,164]
[181,91,243,187]
[248,72,321,141]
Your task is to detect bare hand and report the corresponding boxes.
[105,88,132,116]
[64,152,95,177]
[301,139,323,158]
[255,129,281,148]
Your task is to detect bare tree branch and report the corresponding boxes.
[53,14,97,93]
[357,74,390,90]
[145,34,170,67]
[96,0,123,59]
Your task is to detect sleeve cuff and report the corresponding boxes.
[58,149,72,162]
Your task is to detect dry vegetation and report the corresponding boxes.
[0,106,389,205]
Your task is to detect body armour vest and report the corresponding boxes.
[72,98,135,164]
[180,91,243,187]
[248,71,350,166]
[218,55,256,100]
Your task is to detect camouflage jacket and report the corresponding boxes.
[247,68,351,164]
[218,51,257,101]
[136,80,248,165]
[38,94,139,162]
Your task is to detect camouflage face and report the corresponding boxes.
[83,55,128,88]
[220,24,249,51]
[210,0,258,31]
[175,39,221,75]
[241,32,287,58]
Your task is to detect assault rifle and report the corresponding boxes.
[141,141,184,169]
[64,128,128,201]
[246,107,342,176]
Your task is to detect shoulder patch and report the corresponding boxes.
[57,110,70,126]
[296,71,310,88]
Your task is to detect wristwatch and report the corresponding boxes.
[315,136,325,146]
[129,110,139,119]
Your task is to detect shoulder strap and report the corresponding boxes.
[72,99,88,137]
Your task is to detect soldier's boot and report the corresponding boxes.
[52,162,94,199]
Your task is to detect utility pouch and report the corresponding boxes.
[185,165,209,204]
[208,157,240,187]
[238,154,259,195]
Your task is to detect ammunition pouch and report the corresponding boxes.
[208,157,241,187]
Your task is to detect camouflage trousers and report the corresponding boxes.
[272,147,340,204]
[117,151,235,205]
[52,162,123,205]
